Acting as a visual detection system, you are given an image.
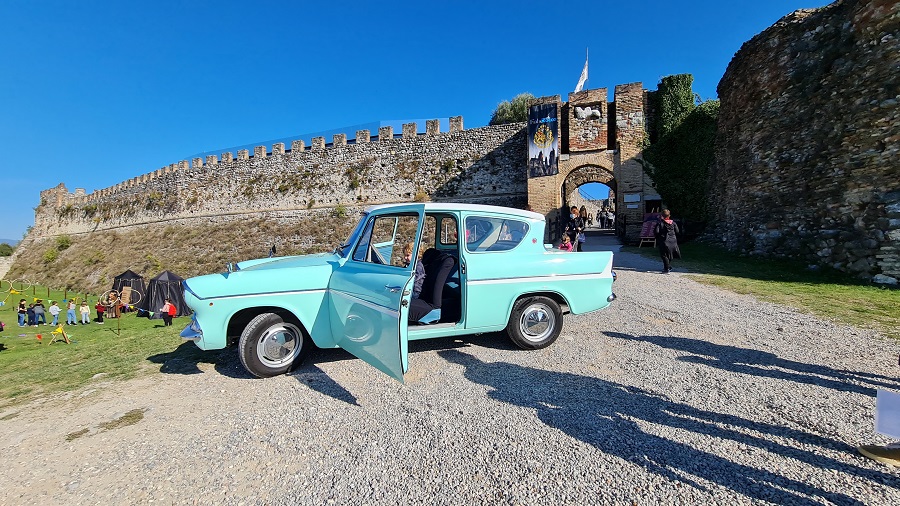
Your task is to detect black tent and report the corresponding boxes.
[111,270,146,308]
[140,271,191,319]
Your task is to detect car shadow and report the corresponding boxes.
[438,349,896,504]
[604,331,900,396]
[147,341,251,379]
[148,332,519,407]
[291,363,360,406]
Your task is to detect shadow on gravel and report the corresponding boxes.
[285,337,475,406]
[605,332,900,397]
[147,342,251,379]
[291,363,359,406]
[439,349,898,505]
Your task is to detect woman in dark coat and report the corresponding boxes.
[565,206,586,252]
[654,209,680,273]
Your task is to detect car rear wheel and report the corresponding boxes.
[238,312,307,378]
[505,296,562,350]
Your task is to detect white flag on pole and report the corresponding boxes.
[574,56,588,92]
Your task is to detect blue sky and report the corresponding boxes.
[0,0,827,242]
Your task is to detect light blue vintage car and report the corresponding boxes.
[181,203,616,381]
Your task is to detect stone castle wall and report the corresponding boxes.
[34,119,528,238]
[709,0,899,283]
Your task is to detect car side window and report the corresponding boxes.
[464,216,529,252]
[352,214,420,266]
[439,216,458,245]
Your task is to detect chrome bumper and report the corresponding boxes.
[180,314,202,342]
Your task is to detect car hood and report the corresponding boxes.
[184,252,341,300]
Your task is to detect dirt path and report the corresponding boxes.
[1,246,898,505]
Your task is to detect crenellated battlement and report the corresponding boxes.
[41,116,467,210]
[32,115,529,238]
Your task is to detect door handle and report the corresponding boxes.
[385,285,402,293]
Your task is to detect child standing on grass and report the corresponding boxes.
[66,300,77,325]
[17,299,26,327]
[80,301,90,324]
[95,301,105,324]
[48,301,61,326]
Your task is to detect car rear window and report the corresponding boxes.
[463,216,529,252]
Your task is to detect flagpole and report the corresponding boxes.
[585,48,588,89]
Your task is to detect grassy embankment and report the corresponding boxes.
[0,285,212,409]
[623,242,900,339]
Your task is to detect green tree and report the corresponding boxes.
[0,243,13,256]
[489,93,535,125]
[643,74,719,222]
[655,74,695,139]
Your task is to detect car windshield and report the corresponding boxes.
[335,211,369,257]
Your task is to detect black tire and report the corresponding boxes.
[238,312,308,378]
[505,296,563,350]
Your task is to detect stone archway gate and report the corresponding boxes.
[525,84,660,244]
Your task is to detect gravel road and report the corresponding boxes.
[1,236,898,505]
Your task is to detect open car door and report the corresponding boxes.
[328,206,424,382]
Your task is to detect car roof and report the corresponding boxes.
[363,202,544,221]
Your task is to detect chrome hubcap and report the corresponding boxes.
[256,323,302,368]
[519,303,555,342]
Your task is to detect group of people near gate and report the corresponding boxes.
[16,295,178,327]
[557,203,682,274]
[560,205,592,252]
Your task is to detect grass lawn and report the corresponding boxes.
[0,286,209,408]
[623,242,900,340]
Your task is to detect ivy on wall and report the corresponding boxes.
[643,74,719,222]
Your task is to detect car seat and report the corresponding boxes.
[409,249,456,324]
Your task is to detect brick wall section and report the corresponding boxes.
[567,88,608,151]
[613,83,650,242]
[709,0,900,283]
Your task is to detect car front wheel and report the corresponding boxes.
[505,296,563,350]
[238,313,307,378]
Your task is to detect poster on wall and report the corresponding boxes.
[528,103,559,178]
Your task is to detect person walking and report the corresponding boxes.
[578,207,590,250]
[654,209,681,273]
